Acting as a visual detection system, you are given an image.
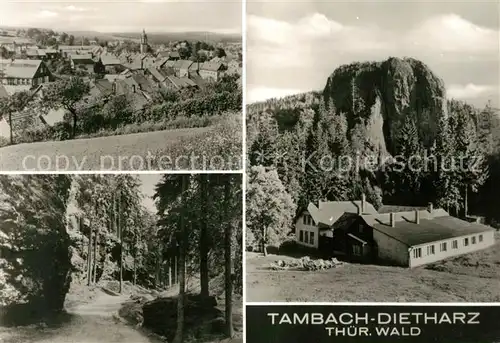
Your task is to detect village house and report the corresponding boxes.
[198,61,225,82]
[0,59,52,87]
[296,195,496,267]
[59,45,95,58]
[99,54,124,73]
[70,54,95,72]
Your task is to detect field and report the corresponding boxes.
[246,232,500,302]
[0,122,241,171]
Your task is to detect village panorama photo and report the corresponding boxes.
[0,173,243,343]
[246,0,500,302]
[0,1,242,171]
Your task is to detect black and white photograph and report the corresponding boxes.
[0,1,242,171]
[0,174,243,343]
[246,1,500,302]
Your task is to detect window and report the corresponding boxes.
[299,230,303,242]
[452,240,458,249]
[352,245,361,256]
[472,236,477,244]
[479,235,483,243]
[302,216,306,225]
[464,238,469,246]
[440,242,447,252]
[310,232,315,245]
[413,248,422,259]
[359,224,364,233]
[305,231,309,244]
[427,245,435,255]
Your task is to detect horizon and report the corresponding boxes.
[0,1,241,35]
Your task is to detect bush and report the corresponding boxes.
[52,122,72,141]
[278,239,299,254]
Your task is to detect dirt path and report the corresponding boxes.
[0,291,162,343]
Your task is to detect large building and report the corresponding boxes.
[296,196,496,267]
[0,59,52,87]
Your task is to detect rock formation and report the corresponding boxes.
[323,57,447,156]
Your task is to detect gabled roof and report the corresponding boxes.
[70,54,94,64]
[173,60,193,70]
[200,61,223,72]
[378,205,427,214]
[0,59,42,79]
[307,199,378,226]
[366,212,494,247]
[100,55,121,66]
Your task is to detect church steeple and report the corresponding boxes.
[140,28,148,54]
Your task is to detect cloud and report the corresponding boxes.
[248,12,499,104]
[407,14,499,54]
[64,5,88,12]
[447,84,497,100]
[36,10,58,18]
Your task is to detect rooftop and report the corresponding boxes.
[364,210,495,246]
[307,199,377,226]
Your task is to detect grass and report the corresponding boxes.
[149,114,242,170]
[246,232,500,302]
[76,113,235,140]
[0,115,241,171]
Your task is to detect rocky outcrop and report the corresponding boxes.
[323,57,447,155]
[0,175,72,324]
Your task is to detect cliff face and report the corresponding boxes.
[323,57,447,155]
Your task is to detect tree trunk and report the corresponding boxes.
[168,257,172,288]
[464,185,468,218]
[87,220,92,286]
[118,190,123,294]
[92,230,98,284]
[173,174,189,343]
[224,175,234,338]
[8,111,13,145]
[262,227,267,256]
[174,254,178,284]
[199,174,209,298]
[133,235,137,286]
[71,109,77,138]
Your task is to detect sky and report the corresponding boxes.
[247,0,500,108]
[0,0,241,34]
[138,174,162,213]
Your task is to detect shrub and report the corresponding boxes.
[52,122,72,141]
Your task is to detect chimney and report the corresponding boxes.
[415,210,420,224]
[428,202,433,214]
[361,193,366,214]
[390,213,395,227]
[132,84,136,93]
[112,82,116,94]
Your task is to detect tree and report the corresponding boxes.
[83,37,90,46]
[223,175,234,337]
[0,91,33,145]
[247,166,295,255]
[60,32,68,44]
[215,47,226,58]
[199,174,209,298]
[173,174,189,343]
[42,77,90,138]
[68,35,75,46]
[93,59,105,75]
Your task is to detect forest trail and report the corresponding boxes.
[0,290,162,343]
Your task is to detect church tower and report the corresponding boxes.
[140,28,148,54]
